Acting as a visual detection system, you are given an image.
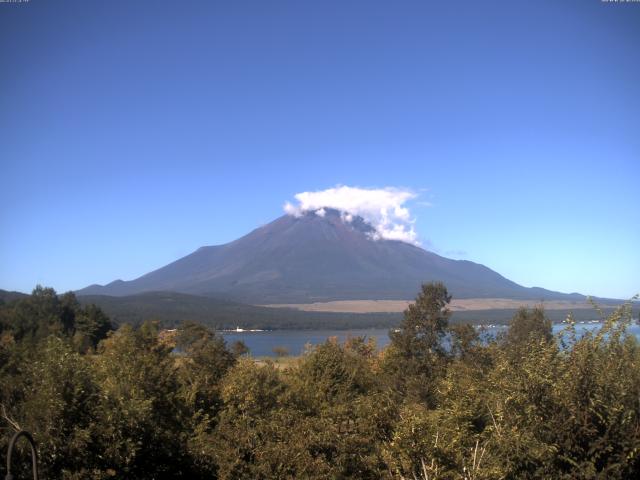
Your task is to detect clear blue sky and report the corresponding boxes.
[1,0,638,299]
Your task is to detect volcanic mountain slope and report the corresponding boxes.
[78,209,584,303]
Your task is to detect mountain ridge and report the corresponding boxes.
[77,209,586,303]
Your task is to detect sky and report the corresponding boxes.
[1,0,638,299]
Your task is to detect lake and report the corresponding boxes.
[221,321,640,357]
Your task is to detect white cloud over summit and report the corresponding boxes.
[283,186,420,245]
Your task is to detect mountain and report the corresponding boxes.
[78,208,584,303]
[0,289,29,304]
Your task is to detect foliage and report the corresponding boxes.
[1,285,639,479]
[74,291,404,330]
[272,345,290,357]
[384,282,452,404]
[0,337,99,479]
[0,286,113,350]
[504,306,553,347]
[230,340,250,357]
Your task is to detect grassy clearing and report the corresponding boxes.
[253,355,301,369]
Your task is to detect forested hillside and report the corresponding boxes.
[76,291,402,330]
[75,290,614,330]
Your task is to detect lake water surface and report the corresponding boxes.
[221,322,640,357]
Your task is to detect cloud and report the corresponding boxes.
[283,185,420,245]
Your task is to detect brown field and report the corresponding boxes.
[254,356,300,370]
[262,298,607,314]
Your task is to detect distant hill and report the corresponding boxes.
[78,209,587,304]
[1,288,616,330]
[76,291,402,330]
[0,289,28,304]
[76,291,616,329]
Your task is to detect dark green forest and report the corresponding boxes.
[75,291,404,330]
[1,288,616,331]
[1,284,639,479]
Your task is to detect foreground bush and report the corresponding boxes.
[1,284,638,479]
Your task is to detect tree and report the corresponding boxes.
[74,303,113,351]
[0,337,99,479]
[4,286,64,341]
[0,287,113,349]
[390,282,452,359]
[294,339,395,478]
[91,324,191,478]
[176,321,236,415]
[272,345,289,358]
[207,359,291,479]
[504,306,552,349]
[231,339,250,357]
[383,282,452,404]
